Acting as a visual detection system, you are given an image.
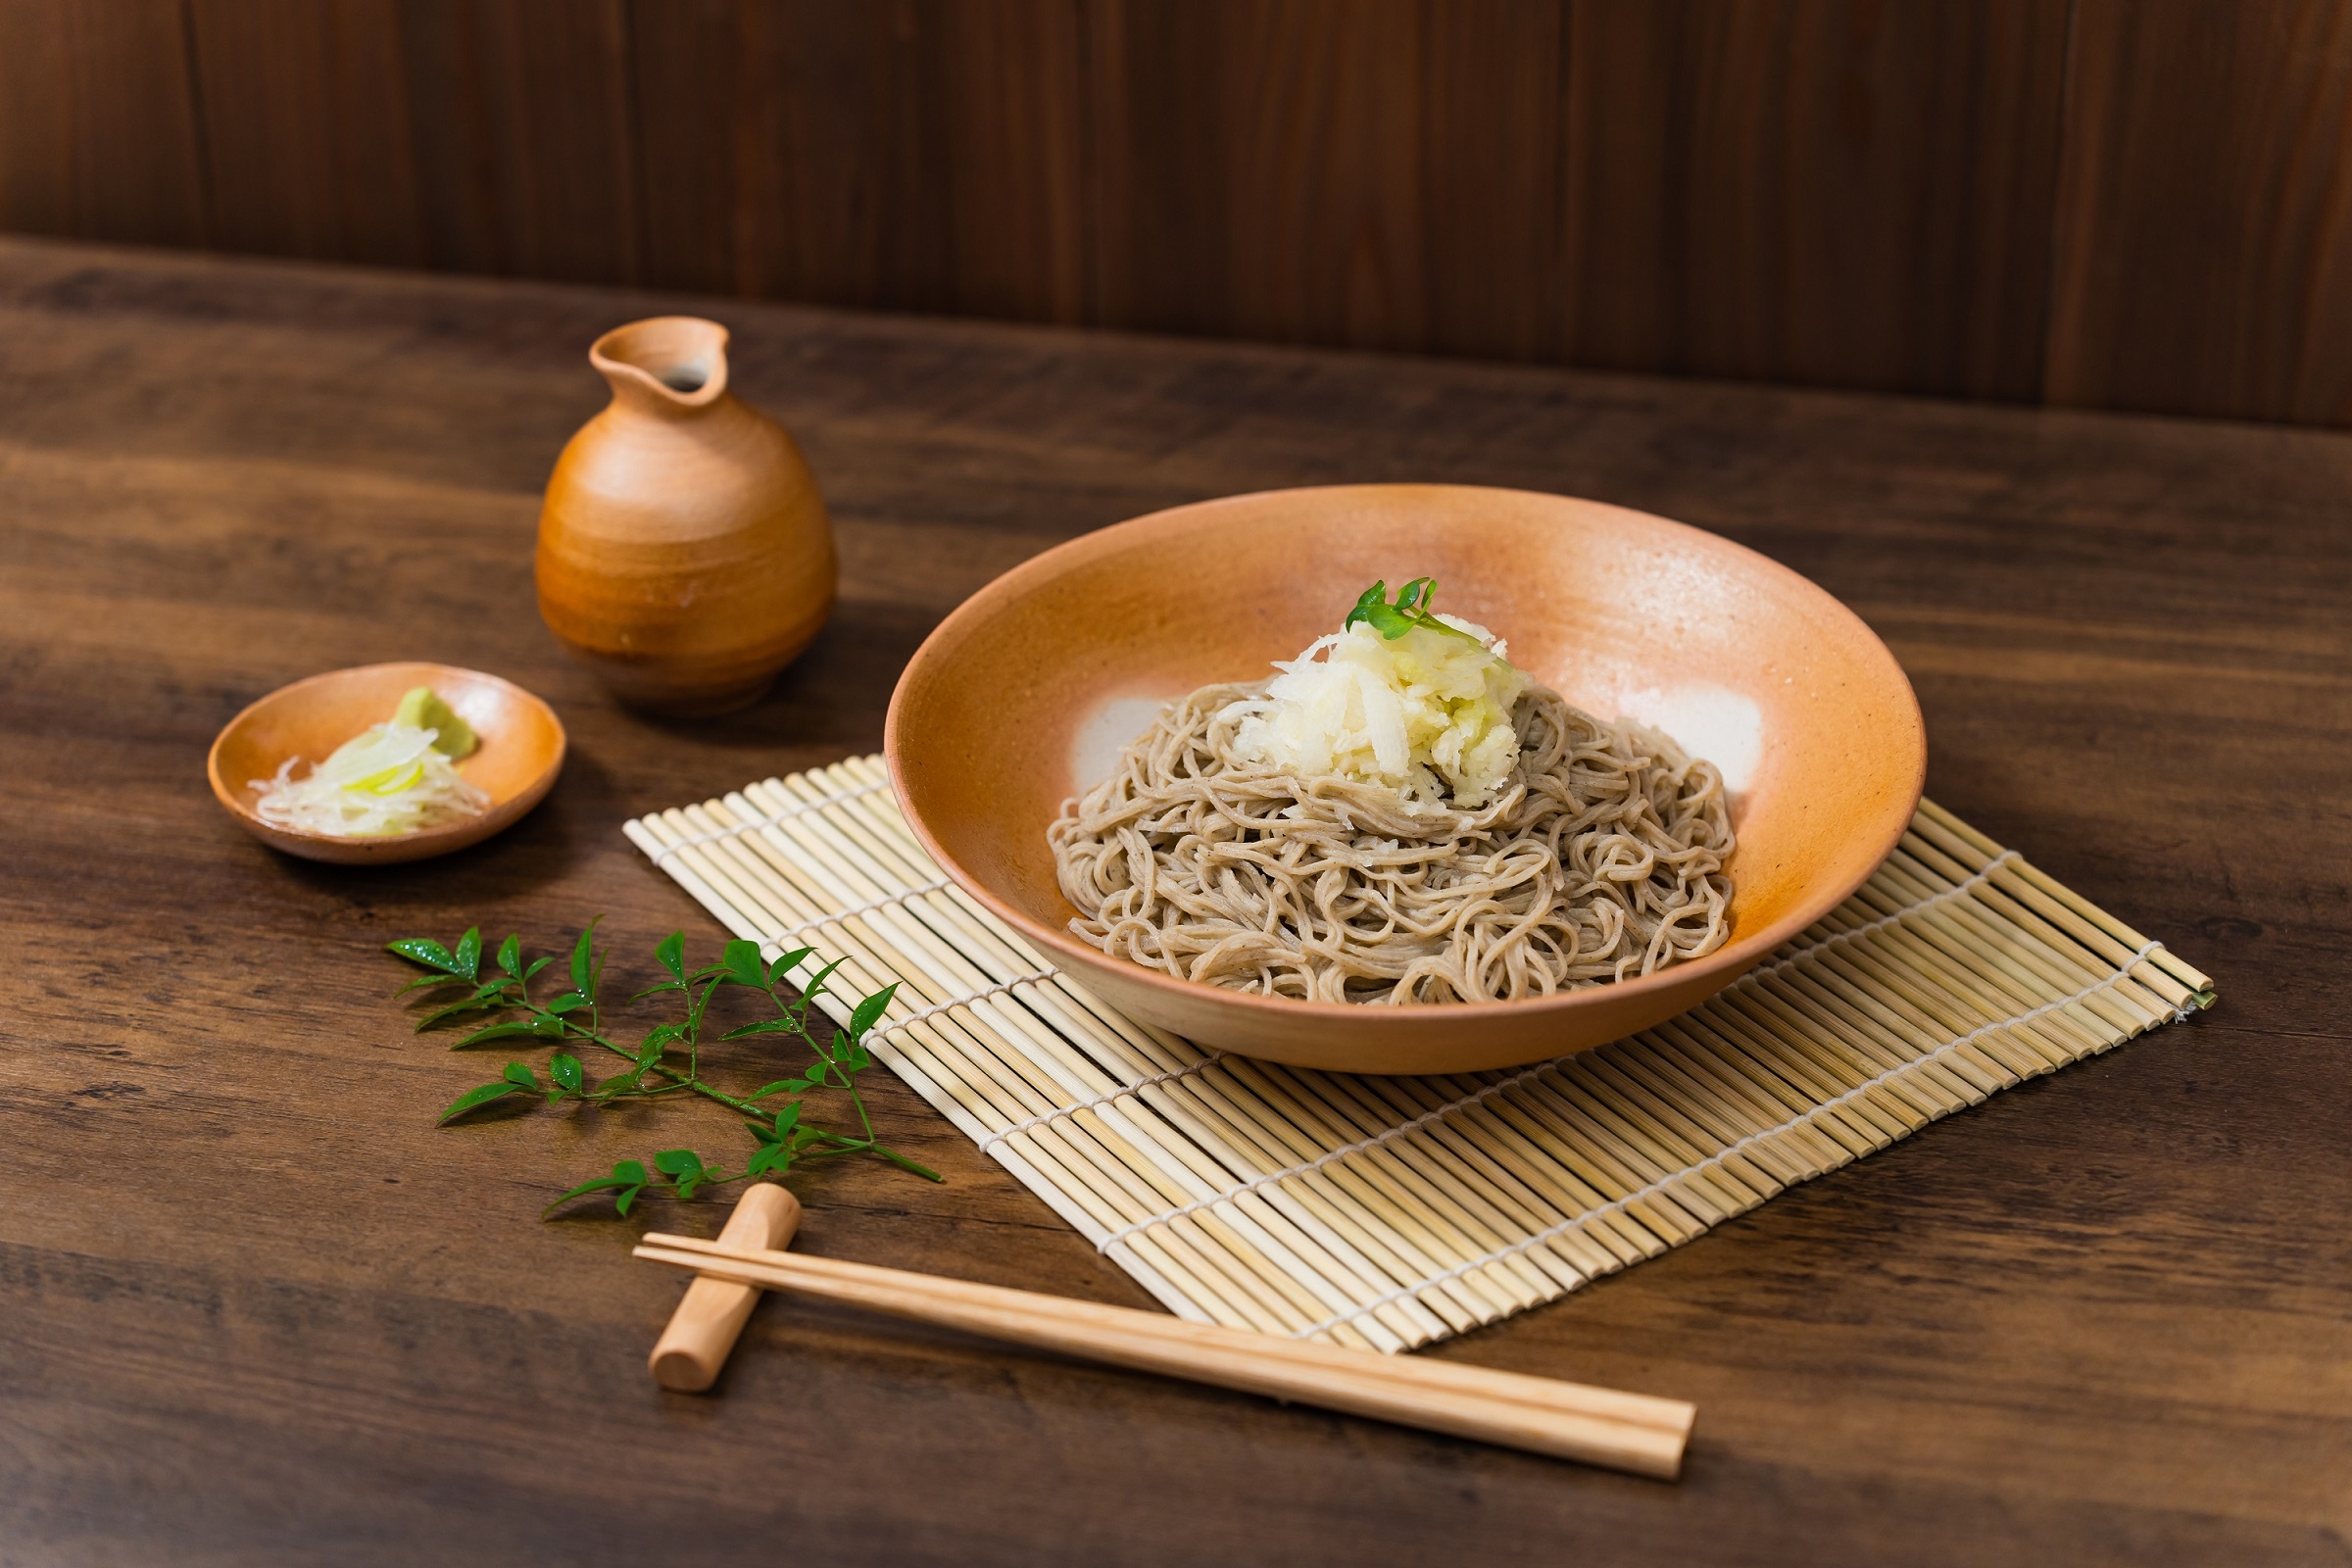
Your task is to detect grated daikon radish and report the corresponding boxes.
[252,719,489,838]
[1221,580,1529,808]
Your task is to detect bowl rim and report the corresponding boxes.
[206,660,567,858]
[885,482,1926,1030]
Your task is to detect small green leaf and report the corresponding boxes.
[497,934,522,978]
[635,1023,683,1066]
[439,1080,524,1123]
[1342,580,1388,633]
[590,1068,646,1099]
[569,918,600,999]
[543,1158,650,1218]
[686,977,719,1033]
[847,982,900,1042]
[717,1017,804,1041]
[743,1078,808,1102]
[657,932,686,982]
[653,1148,705,1179]
[541,1176,630,1214]
[547,991,587,1015]
[550,1053,584,1093]
[502,1061,540,1091]
[1336,576,1479,645]
[453,928,482,982]
[414,996,498,1033]
[452,1020,542,1050]
[530,1015,566,1039]
[745,1107,794,1146]
[799,956,848,1004]
[747,1143,793,1177]
[386,937,462,974]
[523,956,553,982]
[720,941,767,988]
[397,972,468,996]
[767,947,813,986]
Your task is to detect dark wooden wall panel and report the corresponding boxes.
[398,0,642,285]
[925,0,1090,321]
[2045,0,2352,423]
[0,0,2347,424]
[187,0,422,267]
[1090,0,1428,350]
[1561,0,2069,399]
[1421,1,1568,362]
[1090,0,1578,358]
[634,0,1086,320]
[0,0,208,248]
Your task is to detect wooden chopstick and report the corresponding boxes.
[635,1232,1694,1478]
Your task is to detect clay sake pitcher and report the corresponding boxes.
[536,317,836,715]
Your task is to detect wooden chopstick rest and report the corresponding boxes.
[637,1228,1695,1478]
[647,1183,803,1391]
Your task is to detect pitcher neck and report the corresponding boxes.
[591,316,732,418]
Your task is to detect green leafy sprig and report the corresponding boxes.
[1342,577,1481,643]
[387,921,942,1219]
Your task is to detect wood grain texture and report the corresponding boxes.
[1088,0,1430,349]
[634,0,1088,318]
[0,0,209,247]
[185,0,423,267]
[0,239,2346,1565]
[3,0,2352,423]
[2046,0,2352,421]
[1422,0,1570,361]
[1562,0,2071,397]
[397,0,642,283]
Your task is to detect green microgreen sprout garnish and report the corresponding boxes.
[387,920,941,1220]
[1343,577,1482,643]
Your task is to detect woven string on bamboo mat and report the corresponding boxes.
[622,756,2215,1354]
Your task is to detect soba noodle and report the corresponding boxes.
[1049,679,1735,1005]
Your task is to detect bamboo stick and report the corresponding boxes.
[635,1233,1695,1478]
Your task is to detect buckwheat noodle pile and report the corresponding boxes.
[1049,679,1736,1005]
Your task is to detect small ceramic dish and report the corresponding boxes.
[208,662,566,864]
[886,484,1926,1075]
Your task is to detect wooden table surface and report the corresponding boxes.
[2,238,2345,1568]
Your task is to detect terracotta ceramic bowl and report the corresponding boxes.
[208,662,566,864]
[887,485,1924,1074]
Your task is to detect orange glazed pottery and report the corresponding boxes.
[537,317,836,715]
[887,484,1926,1075]
[209,662,565,865]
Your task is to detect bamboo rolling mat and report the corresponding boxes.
[623,757,2214,1353]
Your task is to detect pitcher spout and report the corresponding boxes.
[590,317,730,416]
